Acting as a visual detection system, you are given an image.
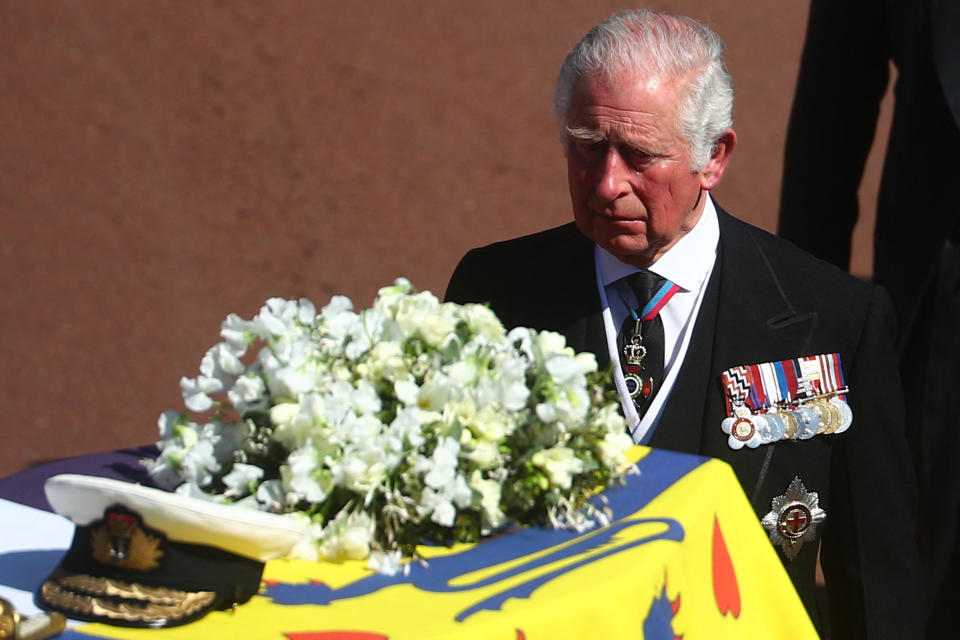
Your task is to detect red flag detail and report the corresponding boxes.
[712,515,741,618]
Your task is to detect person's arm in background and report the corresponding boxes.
[777,0,890,271]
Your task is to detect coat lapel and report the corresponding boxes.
[661,207,819,502]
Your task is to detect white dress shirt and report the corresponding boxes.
[593,194,720,444]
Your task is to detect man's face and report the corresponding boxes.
[564,73,727,267]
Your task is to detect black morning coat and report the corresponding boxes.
[779,1,960,634]
[445,208,923,639]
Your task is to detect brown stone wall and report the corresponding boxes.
[0,1,888,475]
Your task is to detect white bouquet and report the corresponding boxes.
[147,279,635,573]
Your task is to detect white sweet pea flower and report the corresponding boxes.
[358,340,409,382]
[419,487,456,527]
[296,297,316,325]
[532,445,584,490]
[374,278,415,315]
[367,549,405,576]
[344,308,389,360]
[286,512,325,560]
[469,405,513,441]
[462,303,505,340]
[248,298,295,338]
[157,410,184,440]
[274,362,318,397]
[491,356,530,411]
[419,305,459,349]
[336,438,391,499]
[574,351,599,374]
[394,379,420,406]
[338,513,374,560]
[176,438,220,487]
[545,354,586,385]
[466,438,502,469]
[598,430,635,468]
[200,343,245,388]
[270,400,323,450]
[352,378,382,416]
[389,406,432,448]
[447,359,479,386]
[534,330,575,359]
[255,479,287,513]
[284,446,333,503]
[227,373,268,413]
[222,463,264,499]
[469,469,506,531]
[536,383,591,426]
[423,437,460,489]
[418,372,457,411]
[318,510,374,561]
[146,450,186,490]
[220,313,259,353]
[174,482,223,502]
[180,375,221,412]
[506,326,535,361]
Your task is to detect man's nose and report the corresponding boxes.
[594,148,632,202]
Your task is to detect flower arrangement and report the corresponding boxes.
[147,279,635,573]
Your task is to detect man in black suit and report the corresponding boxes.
[778,1,960,632]
[446,9,922,638]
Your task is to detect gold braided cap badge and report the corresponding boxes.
[90,509,162,572]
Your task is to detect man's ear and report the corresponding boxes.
[700,129,736,190]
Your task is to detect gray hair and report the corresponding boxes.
[554,9,734,171]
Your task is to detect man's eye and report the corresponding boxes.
[572,140,606,160]
[626,149,655,168]
[577,140,605,153]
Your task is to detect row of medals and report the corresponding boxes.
[723,388,852,445]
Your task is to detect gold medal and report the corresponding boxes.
[781,410,798,439]
[811,399,843,434]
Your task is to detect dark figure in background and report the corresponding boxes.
[778,0,960,632]
[448,9,923,638]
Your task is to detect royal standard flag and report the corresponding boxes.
[34,447,818,639]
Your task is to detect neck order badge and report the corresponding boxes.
[617,272,681,413]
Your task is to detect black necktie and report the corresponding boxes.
[617,270,667,415]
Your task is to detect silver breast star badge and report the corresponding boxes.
[760,477,826,560]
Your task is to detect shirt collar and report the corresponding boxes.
[597,193,720,292]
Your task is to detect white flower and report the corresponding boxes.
[367,550,405,576]
[335,439,391,498]
[179,375,221,412]
[469,470,505,531]
[318,510,374,561]
[222,463,264,499]
[462,303,505,339]
[466,438,502,469]
[284,446,333,503]
[422,437,460,489]
[255,479,287,513]
[470,405,514,442]
[150,283,630,572]
[394,379,420,406]
[532,445,584,490]
[421,488,457,527]
[200,343,245,388]
[534,331,574,359]
[490,355,530,411]
[220,313,259,353]
[228,373,267,413]
[598,430,634,468]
